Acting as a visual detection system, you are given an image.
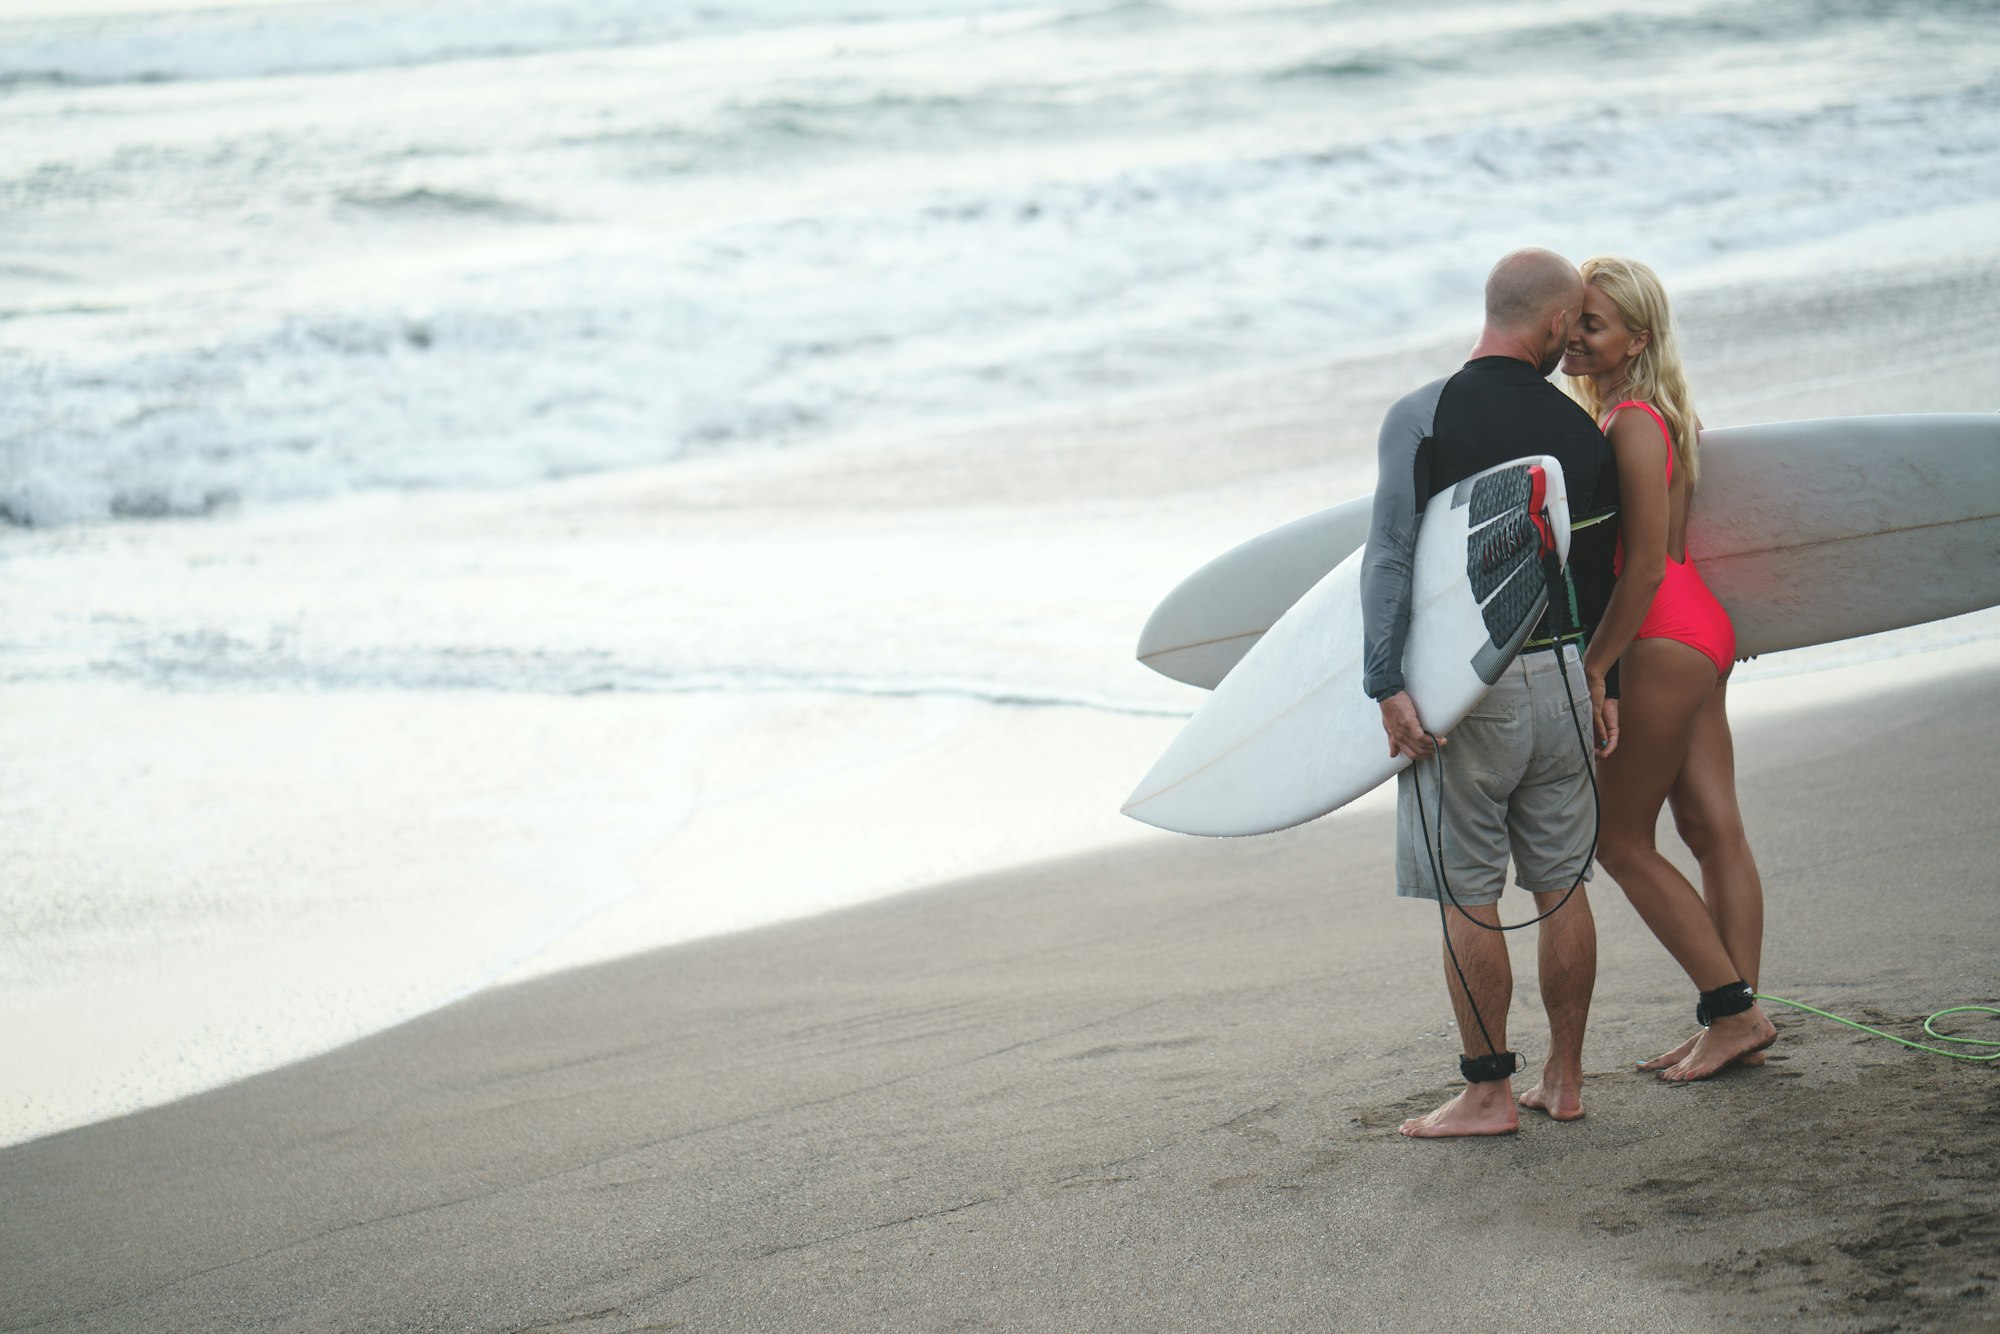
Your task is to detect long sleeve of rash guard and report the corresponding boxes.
[1359,377,1446,701]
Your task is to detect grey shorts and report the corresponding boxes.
[1396,649,1596,907]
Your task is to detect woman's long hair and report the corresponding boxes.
[1564,256,1699,484]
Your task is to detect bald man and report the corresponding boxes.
[1360,248,1623,1138]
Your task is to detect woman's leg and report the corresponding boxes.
[1637,678,1770,1069]
[1595,640,1732,982]
[1595,640,1774,1080]
[1671,680,1764,986]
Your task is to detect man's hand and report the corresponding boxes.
[1378,691,1442,761]
[1589,676,1619,757]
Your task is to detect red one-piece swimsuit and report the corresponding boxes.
[1606,399,1737,676]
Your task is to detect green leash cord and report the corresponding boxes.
[1753,995,2000,1062]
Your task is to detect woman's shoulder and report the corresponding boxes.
[1602,399,1671,442]
[1599,396,1663,422]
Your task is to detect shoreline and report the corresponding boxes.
[7,631,1996,1150]
[0,685,1179,1147]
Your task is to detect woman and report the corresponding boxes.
[1561,256,1776,1082]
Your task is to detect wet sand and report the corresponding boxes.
[4,661,1996,1332]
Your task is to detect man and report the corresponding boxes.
[1359,248,1623,1139]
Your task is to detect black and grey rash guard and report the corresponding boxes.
[1360,355,1621,701]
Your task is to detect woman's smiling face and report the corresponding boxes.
[1560,282,1648,382]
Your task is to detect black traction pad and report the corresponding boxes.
[1462,464,1549,659]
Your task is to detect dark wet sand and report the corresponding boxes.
[4,661,1996,1333]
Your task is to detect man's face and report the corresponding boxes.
[1536,300,1582,376]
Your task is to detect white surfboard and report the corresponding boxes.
[1692,416,2000,656]
[1122,457,1571,837]
[1136,414,2000,687]
[1135,496,1374,689]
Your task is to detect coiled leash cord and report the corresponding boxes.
[1748,995,2000,1062]
[1413,647,1597,1069]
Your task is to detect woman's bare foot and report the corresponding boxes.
[1659,1007,1777,1082]
[1517,1065,1584,1121]
[1400,1082,1520,1138]
[1637,1032,1697,1072]
[1639,1031,1766,1072]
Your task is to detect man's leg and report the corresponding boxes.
[1518,886,1593,1120]
[1394,672,1528,1140]
[1510,650,1599,1120]
[1400,900,1521,1138]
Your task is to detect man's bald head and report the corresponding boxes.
[1485,248,1583,332]
[1480,248,1583,375]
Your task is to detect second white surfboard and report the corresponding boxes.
[1136,414,2000,688]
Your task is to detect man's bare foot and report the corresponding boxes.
[1400,1083,1520,1138]
[1638,1032,1764,1072]
[1659,1008,1777,1082]
[1517,1067,1584,1121]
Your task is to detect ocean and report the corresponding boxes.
[4,0,1999,1145]
[6,0,1997,529]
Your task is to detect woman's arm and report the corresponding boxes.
[1583,406,1671,702]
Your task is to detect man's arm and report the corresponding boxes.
[1361,379,1445,760]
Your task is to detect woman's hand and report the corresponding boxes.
[1589,673,1619,757]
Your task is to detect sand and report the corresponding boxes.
[3,660,1997,1332]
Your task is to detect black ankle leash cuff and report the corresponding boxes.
[1459,1051,1520,1084]
[1696,981,1756,1027]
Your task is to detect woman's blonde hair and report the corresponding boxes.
[1564,256,1699,484]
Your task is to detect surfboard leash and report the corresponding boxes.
[1415,644,1597,1062]
[1746,995,2000,1062]
[1411,518,1601,1062]
[1423,691,2000,1065]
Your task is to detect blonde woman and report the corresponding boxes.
[1561,257,1776,1081]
